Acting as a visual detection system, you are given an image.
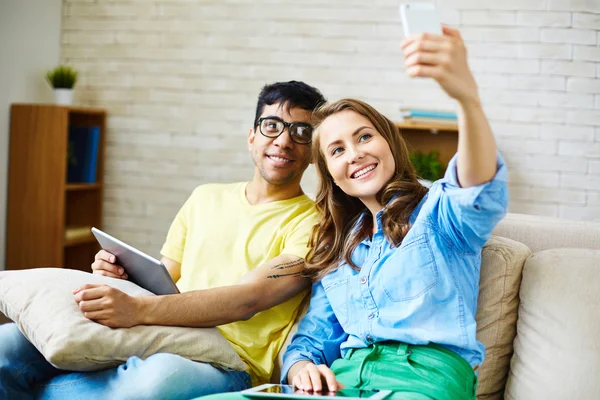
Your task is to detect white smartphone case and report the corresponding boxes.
[399,3,442,37]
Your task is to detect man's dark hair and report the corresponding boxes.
[253,81,326,126]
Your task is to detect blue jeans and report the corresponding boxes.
[0,323,251,400]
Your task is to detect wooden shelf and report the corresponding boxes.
[67,106,106,115]
[64,234,96,247]
[66,183,102,191]
[396,120,458,132]
[10,103,106,115]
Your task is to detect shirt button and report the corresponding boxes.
[360,277,367,284]
[366,335,373,343]
[368,313,375,320]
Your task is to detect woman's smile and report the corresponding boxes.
[350,163,378,179]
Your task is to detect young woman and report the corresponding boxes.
[199,26,507,400]
[280,27,508,400]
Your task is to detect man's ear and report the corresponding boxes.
[247,127,255,151]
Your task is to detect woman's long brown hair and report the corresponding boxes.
[305,99,428,281]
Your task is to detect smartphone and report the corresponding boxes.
[399,3,442,37]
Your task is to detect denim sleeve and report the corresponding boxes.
[280,281,348,384]
[428,151,509,253]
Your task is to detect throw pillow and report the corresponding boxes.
[475,236,531,399]
[505,248,600,399]
[0,268,247,372]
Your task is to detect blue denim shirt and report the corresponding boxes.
[281,153,508,383]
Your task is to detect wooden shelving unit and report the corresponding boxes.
[6,104,106,272]
[396,120,459,169]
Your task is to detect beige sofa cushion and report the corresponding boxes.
[0,268,247,372]
[505,249,600,400]
[493,213,600,253]
[475,236,531,399]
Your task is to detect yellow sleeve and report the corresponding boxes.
[160,190,194,263]
[281,209,318,260]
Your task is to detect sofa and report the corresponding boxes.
[2,212,599,398]
[273,212,600,399]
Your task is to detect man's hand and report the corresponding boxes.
[289,361,345,393]
[73,284,142,328]
[401,26,479,106]
[91,250,128,280]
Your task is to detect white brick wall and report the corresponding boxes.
[590,161,600,174]
[574,45,600,62]
[542,60,596,77]
[518,11,571,27]
[60,0,600,254]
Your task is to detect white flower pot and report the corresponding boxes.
[53,89,74,105]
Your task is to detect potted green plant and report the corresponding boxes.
[45,65,78,105]
[409,150,443,187]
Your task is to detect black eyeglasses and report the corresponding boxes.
[256,117,313,145]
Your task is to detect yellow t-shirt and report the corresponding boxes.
[160,182,317,385]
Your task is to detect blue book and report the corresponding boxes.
[85,127,100,183]
[67,126,100,183]
[400,109,458,120]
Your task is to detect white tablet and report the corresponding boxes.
[241,384,392,400]
[91,227,180,295]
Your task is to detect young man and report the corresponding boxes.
[0,81,326,399]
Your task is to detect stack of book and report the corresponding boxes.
[400,108,458,128]
[67,126,101,183]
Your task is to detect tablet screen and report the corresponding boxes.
[255,384,382,397]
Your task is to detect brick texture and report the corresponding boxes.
[60,0,600,253]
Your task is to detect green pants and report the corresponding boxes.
[199,341,477,400]
[329,341,476,400]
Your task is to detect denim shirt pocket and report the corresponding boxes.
[382,233,439,302]
[323,277,350,326]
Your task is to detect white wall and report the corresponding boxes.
[0,0,63,269]
[59,0,600,255]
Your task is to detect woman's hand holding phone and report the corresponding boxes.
[401,26,480,107]
[400,6,497,187]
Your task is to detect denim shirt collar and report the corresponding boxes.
[353,192,429,244]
